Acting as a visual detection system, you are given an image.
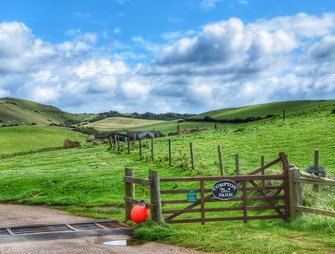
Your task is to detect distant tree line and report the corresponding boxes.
[86,111,195,123]
[186,114,277,124]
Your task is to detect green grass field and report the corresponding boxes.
[0,97,93,125]
[88,100,335,135]
[196,100,335,120]
[128,120,220,135]
[0,126,88,156]
[84,117,166,131]
[0,101,334,253]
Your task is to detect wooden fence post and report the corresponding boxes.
[280,152,291,219]
[117,138,120,151]
[168,139,172,166]
[288,168,302,218]
[190,142,195,170]
[151,138,154,161]
[261,155,265,185]
[283,109,286,123]
[235,154,240,175]
[242,181,247,223]
[108,136,112,148]
[149,170,163,223]
[124,168,135,221]
[218,145,224,176]
[127,138,130,154]
[200,180,205,225]
[314,149,320,168]
[177,125,181,137]
[261,156,265,167]
[139,139,142,160]
[314,149,320,191]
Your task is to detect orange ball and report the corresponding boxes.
[131,203,149,223]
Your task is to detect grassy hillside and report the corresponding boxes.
[0,125,88,156]
[89,100,335,135]
[196,100,335,120]
[119,108,335,176]
[0,100,334,253]
[0,104,334,253]
[128,120,221,134]
[0,97,93,125]
[84,117,166,131]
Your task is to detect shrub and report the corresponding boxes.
[132,220,175,241]
[63,139,81,149]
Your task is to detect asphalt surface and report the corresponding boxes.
[0,204,211,254]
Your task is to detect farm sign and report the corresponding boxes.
[187,190,197,203]
[212,180,239,200]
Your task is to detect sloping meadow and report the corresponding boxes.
[0,109,334,253]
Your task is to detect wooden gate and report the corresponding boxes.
[159,153,290,224]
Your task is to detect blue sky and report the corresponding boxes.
[0,0,334,113]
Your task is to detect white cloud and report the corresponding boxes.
[31,86,61,103]
[0,21,131,112]
[200,0,222,10]
[1,13,335,114]
[0,88,10,97]
[141,13,335,111]
[121,78,151,100]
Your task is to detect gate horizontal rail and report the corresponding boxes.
[160,185,283,194]
[124,152,291,224]
[289,168,335,218]
[159,153,290,224]
[160,174,285,182]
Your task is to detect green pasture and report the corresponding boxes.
[123,111,335,176]
[0,103,334,253]
[0,97,93,125]
[128,120,220,135]
[84,117,166,131]
[196,100,335,120]
[0,126,87,156]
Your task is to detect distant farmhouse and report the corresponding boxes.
[110,131,163,142]
[126,131,163,140]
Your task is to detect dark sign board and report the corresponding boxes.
[212,180,239,200]
[187,190,197,203]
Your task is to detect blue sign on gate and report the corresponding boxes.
[187,190,197,203]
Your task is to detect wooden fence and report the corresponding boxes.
[289,167,335,218]
[124,168,163,223]
[124,152,291,224]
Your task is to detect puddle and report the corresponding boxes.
[98,239,143,246]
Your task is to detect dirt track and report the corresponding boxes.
[0,204,212,254]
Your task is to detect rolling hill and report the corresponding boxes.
[82,100,335,134]
[0,125,88,157]
[0,97,334,253]
[0,97,93,126]
[84,117,166,131]
[2,98,335,135]
[195,100,335,120]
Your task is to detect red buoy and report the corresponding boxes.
[131,200,149,223]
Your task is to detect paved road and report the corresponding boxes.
[0,204,211,254]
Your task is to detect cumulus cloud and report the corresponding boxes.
[138,13,335,112]
[0,21,130,112]
[1,13,335,114]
